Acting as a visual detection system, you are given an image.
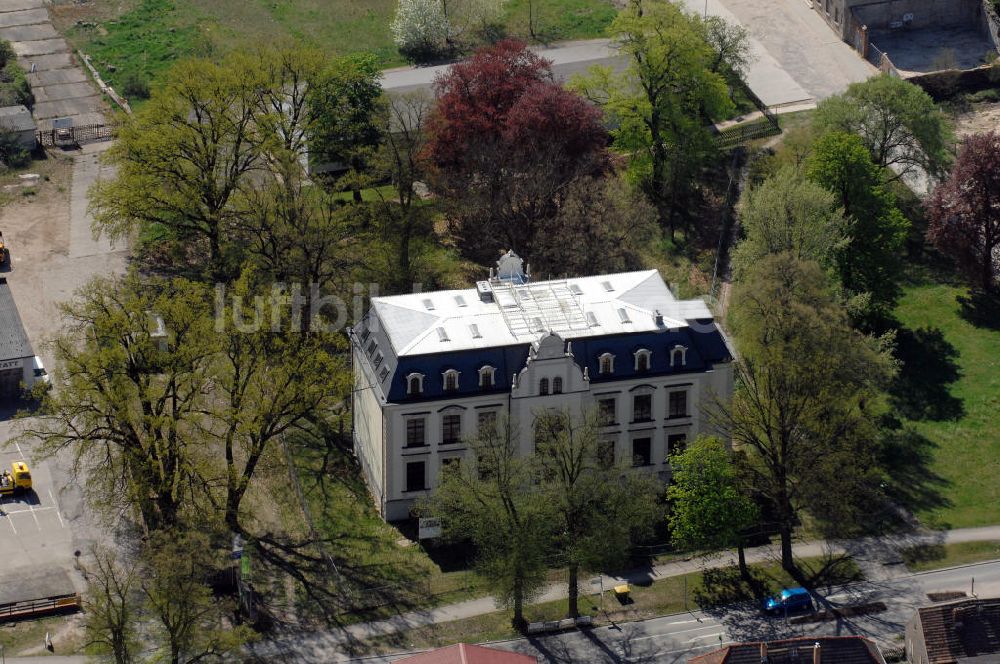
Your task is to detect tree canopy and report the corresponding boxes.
[813,74,954,180]
[926,131,1000,293]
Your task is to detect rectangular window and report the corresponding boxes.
[633,394,652,422]
[442,414,462,445]
[668,434,687,457]
[405,461,426,492]
[405,418,426,448]
[668,391,688,418]
[598,398,616,425]
[598,438,615,468]
[632,438,652,467]
[478,411,497,434]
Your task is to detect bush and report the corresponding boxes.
[122,72,151,100]
[0,130,31,169]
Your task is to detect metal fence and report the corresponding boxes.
[36,121,122,147]
[714,78,782,150]
[0,593,81,622]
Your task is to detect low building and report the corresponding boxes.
[690,636,887,664]
[0,278,41,396]
[393,643,537,663]
[351,251,734,521]
[0,105,36,151]
[906,597,1000,663]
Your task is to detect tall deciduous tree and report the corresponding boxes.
[571,0,739,237]
[534,409,661,618]
[926,131,1000,293]
[813,74,954,180]
[806,131,909,319]
[84,545,141,664]
[27,274,217,531]
[90,56,261,275]
[425,40,609,263]
[422,417,552,627]
[719,253,893,571]
[732,166,848,280]
[667,436,759,579]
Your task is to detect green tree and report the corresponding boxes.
[308,53,384,203]
[813,74,953,180]
[83,545,141,664]
[571,0,738,237]
[26,274,217,531]
[534,409,661,618]
[90,56,261,275]
[732,166,848,280]
[422,417,552,627]
[719,253,894,572]
[142,531,254,664]
[667,436,759,579]
[805,131,909,319]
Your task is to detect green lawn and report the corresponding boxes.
[902,541,1000,573]
[51,0,618,98]
[893,266,1000,529]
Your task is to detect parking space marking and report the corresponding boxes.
[48,488,65,528]
[3,511,17,534]
[0,505,57,516]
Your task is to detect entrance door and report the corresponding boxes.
[0,367,22,397]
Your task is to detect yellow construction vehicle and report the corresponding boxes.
[0,461,31,495]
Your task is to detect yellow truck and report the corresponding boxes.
[0,461,31,496]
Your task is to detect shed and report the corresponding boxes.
[0,278,37,396]
[0,105,36,151]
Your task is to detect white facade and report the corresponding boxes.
[352,257,734,521]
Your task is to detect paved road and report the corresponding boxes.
[0,0,105,129]
[319,560,1000,663]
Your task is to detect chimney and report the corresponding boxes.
[655,310,664,326]
[760,642,768,663]
[812,642,820,664]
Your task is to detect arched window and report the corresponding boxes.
[670,345,688,367]
[539,378,550,395]
[478,365,495,389]
[553,377,563,394]
[634,349,651,372]
[406,373,424,396]
[443,369,460,391]
[599,353,615,375]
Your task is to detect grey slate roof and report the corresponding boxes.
[0,105,36,133]
[0,278,34,362]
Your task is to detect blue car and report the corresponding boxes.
[764,587,813,615]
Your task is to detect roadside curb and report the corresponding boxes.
[910,557,1000,577]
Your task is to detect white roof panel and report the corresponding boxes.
[370,270,709,357]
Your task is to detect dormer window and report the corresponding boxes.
[366,340,377,357]
[539,378,550,395]
[553,377,563,394]
[359,327,371,343]
[407,373,424,396]
[599,353,615,375]
[670,345,688,367]
[443,369,460,392]
[634,349,651,372]
[478,365,495,389]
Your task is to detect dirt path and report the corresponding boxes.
[954,101,1000,138]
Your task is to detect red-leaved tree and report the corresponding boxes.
[926,131,1000,293]
[424,40,609,265]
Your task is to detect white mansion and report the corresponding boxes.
[351,253,735,521]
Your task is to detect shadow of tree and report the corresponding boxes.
[890,325,963,421]
[957,290,1000,331]
[876,426,953,526]
[693,563,770,610]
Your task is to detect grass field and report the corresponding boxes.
[51,0,618,97]
[892,263,1000,529]
[902,541,1000,573]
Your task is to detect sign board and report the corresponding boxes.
[418,517,442,540]
[0,359,21,371]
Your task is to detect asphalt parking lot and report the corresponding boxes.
[0,419,78,604]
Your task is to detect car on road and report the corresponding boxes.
[30,355,49,387]
[764,587,813,615]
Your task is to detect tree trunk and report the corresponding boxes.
[779,522,795,572]
[737,543,749,581]
[512,575,525,628]
[567,563,580,618]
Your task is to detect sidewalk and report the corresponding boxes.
[297,525,1000,647]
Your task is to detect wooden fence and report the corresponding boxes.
[0,593,81,623]
[37,121,122,147]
